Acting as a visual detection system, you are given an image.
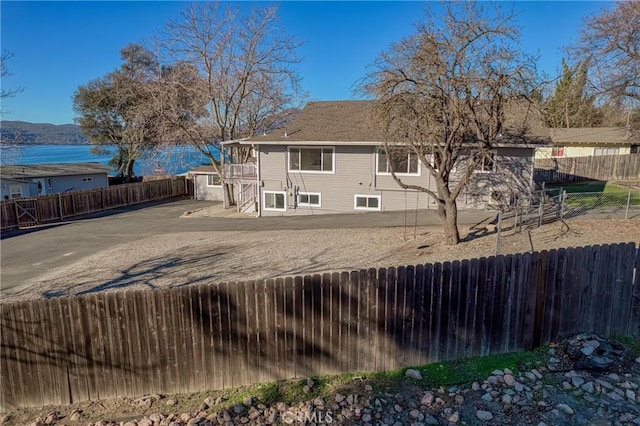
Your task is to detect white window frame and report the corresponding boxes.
[594,147,619,156]
[206,173,222,187]
[297,192,321,207]
[288,146,335,174]
[263,191,287,211]
[81,177,93,182]
[354,194,381,211]
[10,186,22,199]
[472,151,496,173]
[376,149,421,176]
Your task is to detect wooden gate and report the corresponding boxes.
[14,199,39,228]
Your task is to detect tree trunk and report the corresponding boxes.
[223,183,235,208]
[125,159,136,182]
[437,200,461,245]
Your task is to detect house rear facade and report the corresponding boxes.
[223,101,549,217]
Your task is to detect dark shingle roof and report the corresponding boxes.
[550,127,638,145]
[0,163,111,179]
[245,100,550,146]
[248,100,385,143]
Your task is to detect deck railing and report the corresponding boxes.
[223,162,257,180]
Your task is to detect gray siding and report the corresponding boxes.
[258,145,435,216]
[193,174,224,201]
[2,173,108,198]
[44,173,109,194]
[462,147,534,208]
[0,179,37,200]
[257,144,535,216]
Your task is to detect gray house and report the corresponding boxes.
[0,162,111,199]
[222,100,549,217]
[189,165,224,201]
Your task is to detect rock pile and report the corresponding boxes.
[551,332,630,372]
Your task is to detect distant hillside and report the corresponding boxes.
[0,121,88,145]
[0,109,300,146]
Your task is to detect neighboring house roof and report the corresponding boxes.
[241,100,550,147]
[549,127,638,146]
[189,166,220,174]
[0,162,111,180]
[0,176,33,184]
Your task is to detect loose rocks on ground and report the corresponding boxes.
[4,334,640,426]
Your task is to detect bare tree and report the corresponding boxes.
[571,1,640,105]
[153,2,303,205]
[361,1,538,245]
[1,50,25,164]
[0,50,23,105]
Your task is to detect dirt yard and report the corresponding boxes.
[3,218,639,303]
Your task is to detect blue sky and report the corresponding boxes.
[1,1,612,125]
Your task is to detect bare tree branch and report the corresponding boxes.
[359,1,540,245]
[148,2,304,205]
[570,2,640,105]
[0,50,24,104]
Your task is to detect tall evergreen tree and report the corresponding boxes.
[543,59,601,128]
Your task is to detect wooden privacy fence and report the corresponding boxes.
[1,243,638,411]
[0,177,189,231]
[534,153,640,183]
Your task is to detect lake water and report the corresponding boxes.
[0,144,214,176]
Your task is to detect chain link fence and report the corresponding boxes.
[562,191,640,220]
[494,188,638,255]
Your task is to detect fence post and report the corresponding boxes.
[494,210,503,256]
[626,191,631,220]
[58,193,64,220]
[560,190,566,219]
[538,192,545,227]
[13,200,19,228]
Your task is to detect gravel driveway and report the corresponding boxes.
[2,198,638,303]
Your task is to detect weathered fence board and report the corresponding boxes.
[0,177,189,231]
[535,153,640,183]
[1,243,639,411]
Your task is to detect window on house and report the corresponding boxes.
[289,147,334,172]
[264,191,286,211]
[81,177,93,182]
[551,146,565,157]
[354,194,381,211]
[473,151,495,172]
[594,147,619,156]
[207,174,222,187]
[46,178,52,189]
[377,149,419,175]
[298,192,321,207]
[10,186,22,199]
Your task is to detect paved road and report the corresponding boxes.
[0,198,496,295]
